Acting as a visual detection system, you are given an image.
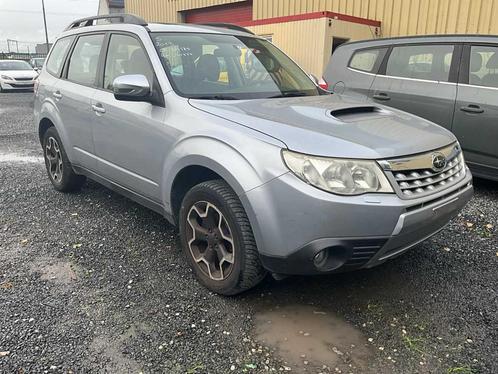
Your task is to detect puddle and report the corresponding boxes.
[34,261,78,284]
[0,153,44,163]
[254,305,373,372]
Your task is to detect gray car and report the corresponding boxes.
[34,14,473,295]
[324,34,498,181]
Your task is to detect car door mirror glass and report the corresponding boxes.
[113,74,151,102]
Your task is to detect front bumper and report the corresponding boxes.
[242,168,473,275]
[1,80,35,90]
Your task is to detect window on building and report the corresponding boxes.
[67,34,104,86]
[469,45,498,88]
[349,48,384,73]
[386,44,454,82]
[103,34,154,90]
[46,36,74,76]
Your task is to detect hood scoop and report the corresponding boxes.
[329,106,390,122]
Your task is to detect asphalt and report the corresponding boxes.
[0,91,496,374]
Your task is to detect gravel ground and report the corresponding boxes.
[0,92,496,374]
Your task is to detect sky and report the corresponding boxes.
[0,0,100,53]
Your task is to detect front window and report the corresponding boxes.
[0,60,33,71]
[152,32,319,99]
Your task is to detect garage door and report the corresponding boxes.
[184,1,252,24]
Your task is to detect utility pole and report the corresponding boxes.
[41,0,50,54]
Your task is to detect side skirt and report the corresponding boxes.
[72,165,175,225]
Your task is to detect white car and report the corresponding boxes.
[0,60,38,92]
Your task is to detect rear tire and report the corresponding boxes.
[179,180,266,295]
[42,126,86,192]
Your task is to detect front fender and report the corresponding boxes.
[162,135,285,210]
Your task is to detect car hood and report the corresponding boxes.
[0,70,37,79]
[189,94,456,159]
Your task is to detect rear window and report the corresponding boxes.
[46,36,74,76]
[349,48,385,72]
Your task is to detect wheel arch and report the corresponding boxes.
[37,101,74,161]
[162,137,266,225]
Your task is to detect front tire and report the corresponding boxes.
[179,180,267,295]
[42,126,86,192]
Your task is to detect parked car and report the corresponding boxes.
[30,57,46,71]
[34,15,473,295]
[324,35,498,181]
[0,60,38,91]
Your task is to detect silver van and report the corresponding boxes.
[324,35,498,181]
[34,15,472,295]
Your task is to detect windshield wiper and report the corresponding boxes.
[268,91,309,98]
[193,95,239,100]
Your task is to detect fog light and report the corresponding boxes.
[313,250,328,268]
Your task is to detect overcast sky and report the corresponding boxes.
[0,0,99,52]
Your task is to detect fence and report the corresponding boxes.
[0,52,47,62]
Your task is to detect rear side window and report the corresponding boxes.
[46,36,74,76]
[386,44,454,82]
[469,45,498,88]
[349,48,384,72]
[67,34,105,86]
[104,34,154,90]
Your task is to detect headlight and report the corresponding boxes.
[1,75,13,80]
[282,150,394,195]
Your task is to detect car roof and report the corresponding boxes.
[342,34,498,48]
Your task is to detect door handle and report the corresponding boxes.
[52,91,62,99]
[460,104,484,114]
[92,103,106,114]
[372,93,390,101]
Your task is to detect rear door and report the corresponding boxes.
[452,44,498,178]
[368,43,460,131]
[56,33,105,170]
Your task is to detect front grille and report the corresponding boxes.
[10,83,34,88]
[14,77,33,81]
[381,143,466,199]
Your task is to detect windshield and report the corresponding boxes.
[0,60,33,71]
[152,32,320,99]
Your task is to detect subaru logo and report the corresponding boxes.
[431,152,447,172]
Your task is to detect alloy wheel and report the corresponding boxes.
[186,201,235,281]
[45,136,63,183]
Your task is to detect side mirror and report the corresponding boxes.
[113,74,151,102]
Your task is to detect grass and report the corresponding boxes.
[447,366,474,374]
[186,364,204,374]
[402,334,426,355]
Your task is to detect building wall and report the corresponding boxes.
[253,0,498,37]
[125,0,247,22]
[126,0,498,37]
[247,18,375,76]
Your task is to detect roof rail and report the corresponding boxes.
[64,13,147,31]
[199,23,254,35]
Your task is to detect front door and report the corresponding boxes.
[91,33,169,201]
[452,44,498,178]
[369,43,459,131]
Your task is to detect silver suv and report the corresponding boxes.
[34,14,473,295]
